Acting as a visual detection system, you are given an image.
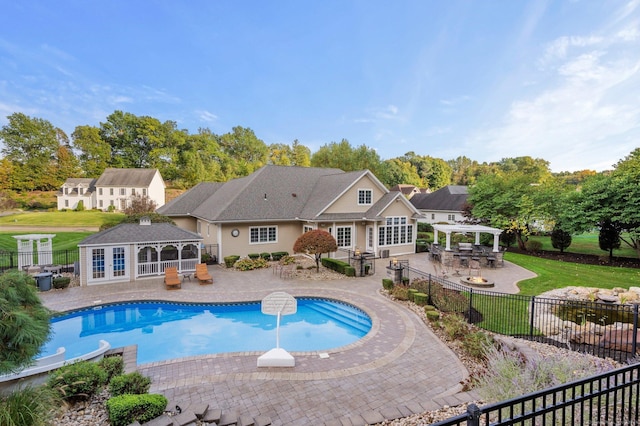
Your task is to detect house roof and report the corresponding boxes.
[389,184,421,195]
[94,168,163,188]
[79,222,202,246]
[409,185,468,212]
[157,165,398,223]
[59,178,97,195]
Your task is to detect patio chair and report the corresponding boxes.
[164,267,181,290]
[195,263,213,284]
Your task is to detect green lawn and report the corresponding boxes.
[505,252,640,296]
[527,232,637,258]
[0,211,124,227]
[0,232,92,252]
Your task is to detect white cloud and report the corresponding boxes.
[197,110,218,122]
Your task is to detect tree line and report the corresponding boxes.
[0,111,593,193]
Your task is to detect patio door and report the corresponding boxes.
[88,246,130,285]
[366,226,374,253]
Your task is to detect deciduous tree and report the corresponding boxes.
[293,230,338,272]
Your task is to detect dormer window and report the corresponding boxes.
[358,189,373,205]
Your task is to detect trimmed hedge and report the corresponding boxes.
[260,252,271,260]
[426,310,440,321]
[407,288,419,302]
[53,276,71,289]
[247,253,260,260]
[106,393,167,426]
[271,251,289,261]
[344,266,355,277]
[321,258,357,277]
[223,255,240,268]
[413,292,428,306]
[382,278,394,290]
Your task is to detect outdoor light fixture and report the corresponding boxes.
[392,257,398,265]
[355,248,361,256]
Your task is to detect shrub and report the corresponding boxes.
[440,313,469,340]
[413,292,428,306]
[247,253,260,260]
[52,276,71,289]
[201,252,213,264]
[407,288,419,302]
[321,258,351,275]
[279,254,296,265]
[424,304,436,311]
[425,310,440,322]
[344,266,356,277]
[109,372,151,396]
[271,251,289,261]
[430,283,468,313]
[416,239,429,253]
[234,257,269,271]
[417,222,433,233]
[99,356,124,381]
[551,226,572,253]
[391,285,409,301]
[223,255,240,268]
[260,252,271,260]
[75,200,85,211]
[382,278,394,291]
[525,239,543,252]
[106,393,167,426]
[416,231,431,240]
[0,385,61,426]
[47,360,107,401]
[462,331,493,360]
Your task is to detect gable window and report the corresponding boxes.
[79,187,84,195]
[64,187,69,195]
[378,216,413,246]
[336,226,352,248]
[250,226,277,243]
[358,189,373,205]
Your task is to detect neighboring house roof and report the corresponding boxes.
[94,168,163,187]
[157,165,417,223]
[79,222,202,246]
[58,178,97,195]
[389,184,423,196]
[409,185,469,212]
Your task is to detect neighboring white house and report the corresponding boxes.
[409,185,468,224]
[57,168,165,211]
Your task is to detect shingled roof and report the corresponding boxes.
[157,165,388,223]
[79,222,202,246]
[95,168,162,187]
[409,185,468,211]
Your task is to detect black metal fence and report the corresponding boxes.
[402,266,639,363]
[431,362,640,426]
[0,249,79,273]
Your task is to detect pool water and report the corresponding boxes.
[41,298,372,364]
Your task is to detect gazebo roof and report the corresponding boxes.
[432,224,502,235]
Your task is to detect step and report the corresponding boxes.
[305,302,371,334]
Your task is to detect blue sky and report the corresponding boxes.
[1,1,639,172]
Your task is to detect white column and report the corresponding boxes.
[493,232,500,252]
[445,232,452,251]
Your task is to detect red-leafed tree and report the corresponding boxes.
[293,230,338,272]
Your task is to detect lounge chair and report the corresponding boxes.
[164,267,181,290]
[195,263,213,284]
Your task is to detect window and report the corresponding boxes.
[91,248,105,279]
[99,188,103,196]
[336,226,352,248]
[112,247,126,277]
[64,187,69,195]
[378,216,413,246]
[110,188,114,196]
[448,214,456,221]
[250,226,277,243]
[99,200,103,208]
[79,187,84,195]
[142,188,147,196]
[131,188,136,195]
[110,200,114,206]
[303,225,314,233]
[431,214,435,220]
[64,200,69,207]
[358,189,373,205]
[120,188,126,196]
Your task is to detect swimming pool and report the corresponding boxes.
[41,298,372,364]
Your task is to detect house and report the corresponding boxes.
[77,217,202,286]
[389,184,426,199]
[409,185,468,224]
[57,168,166,211]
[157,165,422,263]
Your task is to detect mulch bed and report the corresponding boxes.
[508,247,640,269]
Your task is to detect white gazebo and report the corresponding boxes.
[12,234,56,269]
[432,224,502,252]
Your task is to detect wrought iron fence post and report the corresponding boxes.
[529,295,536,338]
[633,304,639,357]
[466,403,481,426]
[468,288,474,324]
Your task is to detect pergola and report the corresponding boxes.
[432,224,502,252]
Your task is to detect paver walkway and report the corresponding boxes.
[39,253,535,425]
